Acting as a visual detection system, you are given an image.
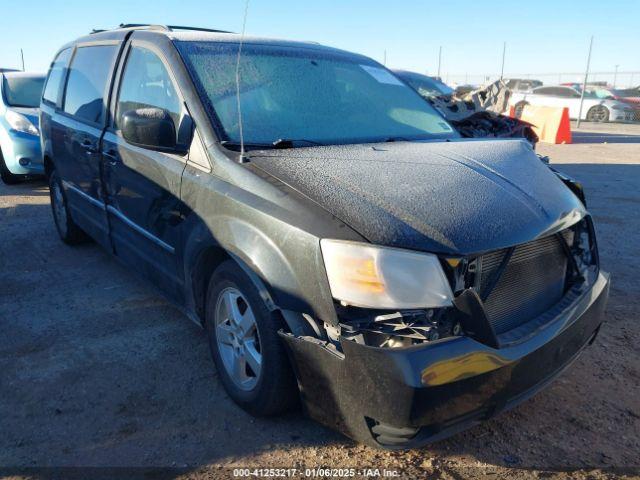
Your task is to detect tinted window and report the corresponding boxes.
[43,49,72,105]
[535,87,569,96]
[555,88,578,97]
[534,87,552,95]
[116,46,182,130]
[3,75,46,108]
[63,45,117,123]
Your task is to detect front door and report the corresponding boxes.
[102,43,189,301]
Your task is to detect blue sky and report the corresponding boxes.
[1,0,638,85]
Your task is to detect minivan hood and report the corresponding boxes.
[250,139,586,256]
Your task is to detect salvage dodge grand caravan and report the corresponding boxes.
[40,24,609,448]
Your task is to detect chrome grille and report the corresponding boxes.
[478,231,573,334]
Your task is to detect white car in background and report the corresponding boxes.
[510,85,635,123]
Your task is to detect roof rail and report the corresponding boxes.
[90,23,233,35]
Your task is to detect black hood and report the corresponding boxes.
[250,139,586,256]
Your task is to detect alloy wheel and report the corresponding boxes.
[588,106,609,123]
[214,287,262,391]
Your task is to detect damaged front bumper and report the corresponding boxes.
[280,271,609,449]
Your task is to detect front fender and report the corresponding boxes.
[220,217,339,324]
[181,204,340,327]
[179,151,366,327]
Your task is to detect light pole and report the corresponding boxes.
[613,64,619,87]
[437,46,442,79]
[500,41,506,80]
[576,36,594,129]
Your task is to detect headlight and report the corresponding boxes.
[5,109,39,136]
[320,239,453,309]
[611,104,624,110]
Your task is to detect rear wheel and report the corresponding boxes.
[0,147,22,185]
[49,169,89,245]
[205,260,298,416]
[586,105,610,123]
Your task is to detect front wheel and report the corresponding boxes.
[205,260,298,416]
[49,169,89,245]
[586,105,610,123]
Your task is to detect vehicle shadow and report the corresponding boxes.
[0,181,347,478]
[0,177,48,196]
[571,130,640,144]
[1,163,639,478]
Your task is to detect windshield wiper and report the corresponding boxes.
[220,139,325,151]
[220,141,275,151]
[272,138,325,149]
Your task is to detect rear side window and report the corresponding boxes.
[43,48,72,105]
[535,87,557,96]
[115,46,182,130]
[63,45,118,124]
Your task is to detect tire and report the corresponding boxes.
[0,147,23,185]
[49,168,89,245]
[205,260,298,416]
[586,105,610,123]
[514,101,528,118]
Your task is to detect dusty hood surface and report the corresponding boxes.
[250,139,586,256]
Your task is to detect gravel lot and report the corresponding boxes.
[1,122,639,479]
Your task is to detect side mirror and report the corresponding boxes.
[121,108,185,153]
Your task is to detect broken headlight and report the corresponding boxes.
[338,307,461,348]
[571,218,598,276]
[320,239,453,310]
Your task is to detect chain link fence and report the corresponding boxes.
[443,71,639,89]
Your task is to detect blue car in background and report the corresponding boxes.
[0,72,46,183]
[393,69,455,100]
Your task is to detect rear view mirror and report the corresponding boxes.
[121,108,185,153]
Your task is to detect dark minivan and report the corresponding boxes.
[40,24,609,448]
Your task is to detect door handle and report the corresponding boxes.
[103,149,119,166]
[81,140,98,154]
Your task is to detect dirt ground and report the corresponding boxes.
[1,122,639,480]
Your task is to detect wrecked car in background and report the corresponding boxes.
[394,70,538,144]
[41,25,609,449]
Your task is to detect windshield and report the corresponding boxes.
[2,75,46,108]
[176,42,457,147]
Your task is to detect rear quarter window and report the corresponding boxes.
[42,48,72,106]
[63,45,118,124]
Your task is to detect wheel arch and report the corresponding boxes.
[43,155,54,179]
[42,136,56,179]
[183,218,324,336]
